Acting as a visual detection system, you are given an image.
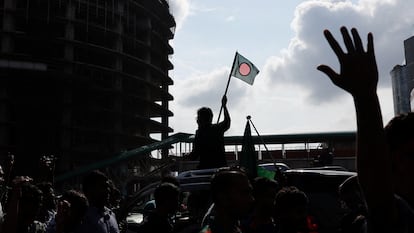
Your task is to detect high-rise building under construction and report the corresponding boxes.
[0,0,175,175]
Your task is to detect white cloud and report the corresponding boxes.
[169,0,190,31]
[264,0,414,103]
[170,0,413,135]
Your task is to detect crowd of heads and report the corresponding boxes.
[0,162,375,233]
[0,169,125,233]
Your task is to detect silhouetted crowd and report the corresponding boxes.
[0,164,373,233]
[0,27,413,233]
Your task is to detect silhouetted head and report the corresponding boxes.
[83,170,111,209]
[385,113,414,203]
[19,183,43,226]
[197,107,213,128]
[60,190,89,227]
[211,168,254,218]
[274,186,308,232]
[252,177,280,216]
[154,182,180,216]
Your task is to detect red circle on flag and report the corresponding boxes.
[239,63,251,76]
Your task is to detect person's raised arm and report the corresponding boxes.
[219,95,231,131]
[317,27,393,232]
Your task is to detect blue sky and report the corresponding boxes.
[167,0,414,136]
[171,1,303,80]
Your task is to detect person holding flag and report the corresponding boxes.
[189,95,231,169]
[189,52,259,170]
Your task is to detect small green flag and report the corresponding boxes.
[257,166,276,180]
[231,52,260,85]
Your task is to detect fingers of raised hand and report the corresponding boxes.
[324,30,344,58]
[341,26,356,53]
[367,33,375,56]
[317,65,341,87]
[327,27,370,56]
[351,28,364,52]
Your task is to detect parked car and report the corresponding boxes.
[126,167,355,233]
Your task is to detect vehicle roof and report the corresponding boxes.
[177,168,218,179]
[284,169,356,176]
[298,166,348,171]
[177,163,291,179]
[258,162,290,167]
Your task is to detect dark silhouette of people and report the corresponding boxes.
[2,176,46,233]
[200,168,254,233]
[47,190,89,233]
[274,186,308,233]
[243,177,280,233]
[78,170,120,233]
[36,182,56,225]
[338,176,367,233]
[190,95,231,169]
[318,26,414,233]
[174,190,211,233]
[133,182,180,233]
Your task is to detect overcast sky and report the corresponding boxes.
[166,0,414,137]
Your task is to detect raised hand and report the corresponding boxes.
[317,27,378,98]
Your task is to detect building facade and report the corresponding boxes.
[391,36,414,115]
[0,0,175,176]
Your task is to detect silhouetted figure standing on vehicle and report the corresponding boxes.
[190,95,231,169]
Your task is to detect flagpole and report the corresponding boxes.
[247,116,272,159]
[247,116,284,177]
[217,52,238,124]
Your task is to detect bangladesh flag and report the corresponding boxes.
[231,52,260,85]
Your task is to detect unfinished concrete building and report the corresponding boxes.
[0,0,175,176]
